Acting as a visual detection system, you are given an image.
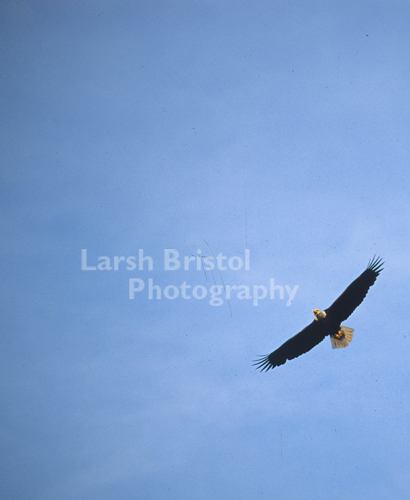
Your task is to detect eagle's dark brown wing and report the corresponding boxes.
[254,320,328,371]
[324,256,384,324]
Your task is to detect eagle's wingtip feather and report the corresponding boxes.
[367,255,384,274]
[253,355,272,372]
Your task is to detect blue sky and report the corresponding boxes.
[2,1,410,498]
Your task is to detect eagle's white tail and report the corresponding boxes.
[330,326,354,349]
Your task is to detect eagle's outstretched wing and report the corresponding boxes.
[324,256,384,324]
[254,320,327,371]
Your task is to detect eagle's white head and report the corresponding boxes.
[312,309,327,321]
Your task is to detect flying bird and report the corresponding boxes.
[254,256,384,371]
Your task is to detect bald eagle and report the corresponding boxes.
[254,256,384,371]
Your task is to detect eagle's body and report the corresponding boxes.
[254,256,384,371]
